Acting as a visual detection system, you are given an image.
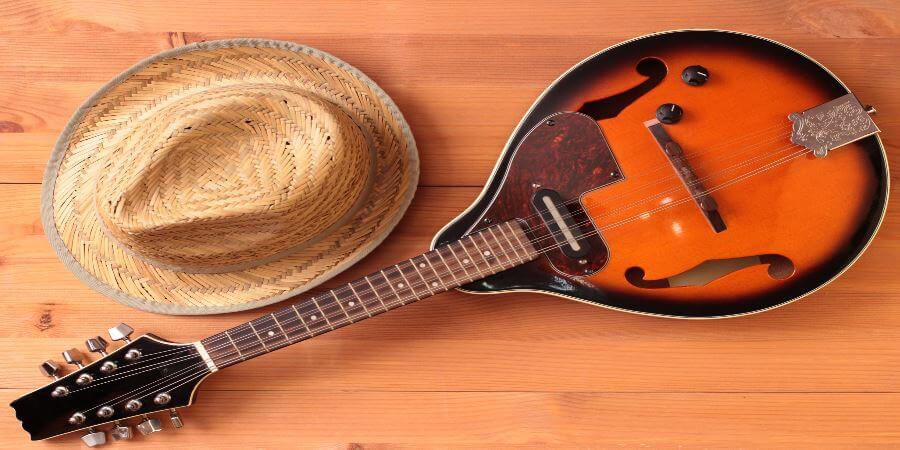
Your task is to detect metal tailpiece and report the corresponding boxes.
[789,93,880,158]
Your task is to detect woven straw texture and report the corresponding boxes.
[42,39,418,315]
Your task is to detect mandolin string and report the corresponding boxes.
[188,145,808,366]
[578,138,800,220]
[79,233,534,414]
[190,145,812,363]
[522,144,810,250]
[178,145,810,367]
[72,122,801,369]
[481,121,794,229]
[93,145,814,413]
[80,139,813,404]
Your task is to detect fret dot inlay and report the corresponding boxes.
[484,251,491,256]
[431,282,438,287]
[267,330,275,337]
[311,315,317,320]
[419,263,426,268]
[398,283,404,288]
[349,301,356,306]
[463,258,470,264]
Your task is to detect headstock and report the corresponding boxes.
[10,324,213,446]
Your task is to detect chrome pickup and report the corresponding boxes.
[789,93,879,158]
[531,188,591,259]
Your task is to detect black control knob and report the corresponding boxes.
[656,103,683,124]
[681,65,709,86]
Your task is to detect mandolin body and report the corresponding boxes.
[434,30,889,318]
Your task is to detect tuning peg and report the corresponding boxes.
[62,348,95,385]
[86,336,119,374]
[39,360,61,379]
[85,336,109,356]
[136,415,162,436]
[110,421,133,441]
[61,348,85,368]
[80,427,106,447]
[169,409,184,428]
[107,323,134,343]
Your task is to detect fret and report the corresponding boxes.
[421,251,451,289]
[434,246,462,282]
[405,257,436,295]
[504,221,532,260]
[246,320,270,352]
[464,234,490,267]
[379,269,405,305]
[251,314,290,349]
[295,299,331,334]
[446,243,472,278]
[456,237,487,280]
[491,225,522,263]
[277,308,309,341]
[335,287,368,320]
[201,220,537,370]
[331,291,354,323]
[346,281,373,317]
[364,275,389,310]
[310,295,336,330]
[393,263,424,300]
[433,247,462,284]
[222,330,244,361]
[481,228,513,268]
[230,323,266,357]
[291,304,314,336]
[270,312,294,344]
[473,232,502,268]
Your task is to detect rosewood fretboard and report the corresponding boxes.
[200,220,537,369]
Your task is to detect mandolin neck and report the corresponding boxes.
[199,220,538,370]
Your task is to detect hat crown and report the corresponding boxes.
[95,90,371,272]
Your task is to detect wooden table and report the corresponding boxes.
[1,1,898,448]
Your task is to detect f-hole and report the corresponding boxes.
[577,57,667,121]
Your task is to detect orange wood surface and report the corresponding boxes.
[1,1,898,448]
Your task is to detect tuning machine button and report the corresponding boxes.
[80,427,107,447]
[68,412,86,425]
[62,348,85,368]
[40,360,71,398]
[86,336,119,374]
[51,385,70,398]
[136,415,163,436]
[108,323,134,343]
[76,373,95,386]
[169,409,184,428]
[97,405,115,418]
[39,360,61,379]
[111,421,133,441]
[85,336,109,356]
[125,399,143,412]
[154,392,172,405]
[124,348,142,362]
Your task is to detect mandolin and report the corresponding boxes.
[12,30,887,445]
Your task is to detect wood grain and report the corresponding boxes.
[0,1,898,448]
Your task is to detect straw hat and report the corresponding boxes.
[41,39,418,314]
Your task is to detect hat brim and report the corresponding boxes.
[41,39,419,315]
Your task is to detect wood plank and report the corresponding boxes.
[0,0,897,37]
[2,1,898,447]
[0,33,897,185]
[3,390,899,448]
[2,185,898,393]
